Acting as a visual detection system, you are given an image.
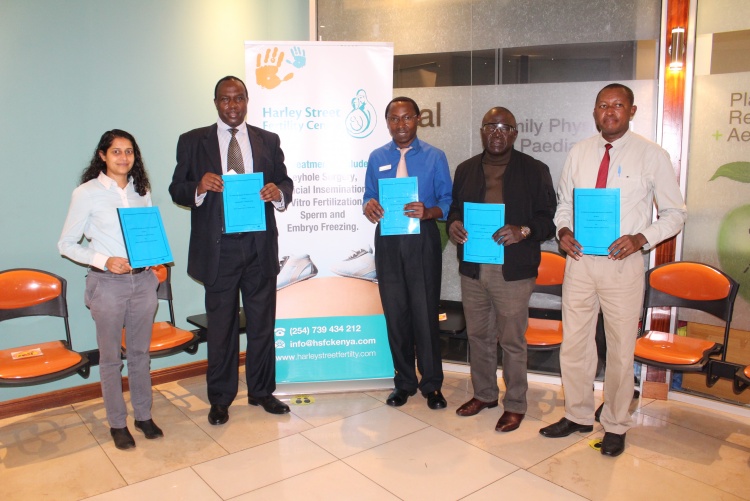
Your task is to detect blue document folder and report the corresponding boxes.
[463,202,505,265]
[117,207,174,268]
[222,173,266,233]
[574,188,620,255]
[378,177,420,236]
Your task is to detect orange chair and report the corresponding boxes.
[525,251,566,350]
[0,269,89,386]
[122,265,199,358]
[634,262,739,374]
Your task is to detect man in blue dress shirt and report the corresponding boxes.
[363,97,453,410]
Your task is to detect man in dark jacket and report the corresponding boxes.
[169,76,294,426]
[447,106,556,432]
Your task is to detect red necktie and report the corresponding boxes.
[595,143,612,188]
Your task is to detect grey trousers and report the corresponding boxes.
[461,265,535,414]
[85,270,158,428]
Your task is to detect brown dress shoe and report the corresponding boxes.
[495,411,524,432]
[456,398,498,417]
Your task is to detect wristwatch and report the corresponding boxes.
[520,226,531,239]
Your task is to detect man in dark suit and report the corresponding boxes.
[169,76,293,425]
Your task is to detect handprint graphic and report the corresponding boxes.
[286,46,307,69]
[256,47,294,89]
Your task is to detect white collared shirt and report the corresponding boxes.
[217,118,254,174]
[195,118,285,210]
[58,172,151,270]
[555,130,687,249]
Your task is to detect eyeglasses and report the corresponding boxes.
[481,123,517,135]
[387,115,419,125]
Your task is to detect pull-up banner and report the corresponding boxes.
[245,41,394,384]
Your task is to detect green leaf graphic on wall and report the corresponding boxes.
[711,161,750,303]
[709,161,750,182]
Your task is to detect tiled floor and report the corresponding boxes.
[2,371,749,500]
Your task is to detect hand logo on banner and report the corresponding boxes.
[256,47,295,89]
[346,88,378,139]
[285,46,307,69]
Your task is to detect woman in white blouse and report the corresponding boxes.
[58,129,162,450]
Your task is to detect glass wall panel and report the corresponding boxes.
[680,0,750,405]
[394,41,645,87]
[318,0,662,376]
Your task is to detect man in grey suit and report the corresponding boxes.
[169,76,293,425]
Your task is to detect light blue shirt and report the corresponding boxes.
[364,137,452,219]
[58,172,151,270]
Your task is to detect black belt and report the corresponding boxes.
[222,232,251,239]
[89,267,146,274]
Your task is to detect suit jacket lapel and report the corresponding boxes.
[202,124,222,175]
[247,124,265,176]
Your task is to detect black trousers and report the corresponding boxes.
[375,220,443,394]
[204,232,277,405]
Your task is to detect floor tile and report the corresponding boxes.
[232,461,400,500]
[363,388,392,405]
[529,438,746,501]
[385,382,471,428]
[287,391,384,427]
[637,398,750,449]
[5,369,750,501]
[462,469,587,500]
[444,408,587,469]
[0,407,125,500]
[302,405,429,458]
[627,412,750,500]
[442,371,471,389]
[84,468,221,500]
[193,434,336,499]
[443,375,473,393]
[344,427,517,501]
[158,377,312,453]
[72,390,228,484]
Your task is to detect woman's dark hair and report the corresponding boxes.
[80,129,150,196]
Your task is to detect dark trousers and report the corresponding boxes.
[375,220,443,394]
[204,232,277,406]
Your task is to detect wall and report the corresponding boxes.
[682,0,750,331]
[0,0,309,402]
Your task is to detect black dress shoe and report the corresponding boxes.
[110,427,136,450]
[539,417,594,438]
[386,388,416,407]
[248,395,290,414]
[601,432,626,457]
[208,404,229,425]
[424,390,447,410]
[495,411,524,432]
[134,419,164,439]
